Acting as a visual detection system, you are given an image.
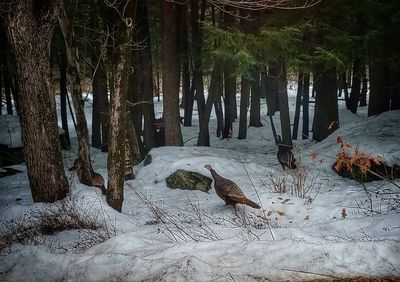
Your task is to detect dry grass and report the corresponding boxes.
[0,198,115,254]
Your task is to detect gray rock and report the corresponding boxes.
[166,169,212,192]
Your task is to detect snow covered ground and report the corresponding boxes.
[0,89,399,281]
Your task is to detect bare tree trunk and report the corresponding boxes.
[292,72,303,140]
[249,70,263,127]
[106,0,135,212]
[277,57,292,148]
[191,0,206,125]
[348,57,362,114]
[368,59,389,116]
[266,64,279,115]
[5,0,69,202]
[91,56,108,148]
[197,60,222,146]
[58,2,93,186]
[59,51,71,147]
[161,0,183,145]
[312,66,339,141]
[238,77,250,139]
[302,73,310,139]
[359,64,368,107]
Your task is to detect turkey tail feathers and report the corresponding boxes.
[243,198,261,209]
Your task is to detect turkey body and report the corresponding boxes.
[276,135,297,170]
[204,164,261,209]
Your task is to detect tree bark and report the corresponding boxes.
[312,66,339,141]
[106,0,135,212]
[368,59,389,116]
[58,1,93,186]
[238,77,250,139]
[197,60,222,146]
[191,0,206,125]
[359,64,368,107]
[161,0,183,146]
[292,72,303,140]
[91,56,108,148]
[348,57,362,114]
[276,57,292,148]
[5,0,69,202]
[249,70,263,127]
[302,73,310,139]
[265,64,279,115]
[59,51,70,147]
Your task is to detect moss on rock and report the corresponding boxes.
[166,169,212,192]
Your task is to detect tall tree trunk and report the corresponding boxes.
[5,0,69,202]
[0,57,2,114]
[215,98,224,138]
[265,64,279,115]
[302,73,310,140]
[368,59,389,116]
[197,60,222,146]
[359,64,368,107]
[59,51,70,147]
[106,0,135,212]
[161,0,183,146]
[135,0,155,150]
[388,68,400,110]
[90,0,108,149]
[58,2,93,186]
[91,56,108,148]
[182,51,193,126]
[348,57,362,114]
[249,70,263,127]
[191,0,206,125]
[276,57,292,148]
[312,66,339,141]
[292,72,303,140]
[3,57,12,115]
[238,77,250,139]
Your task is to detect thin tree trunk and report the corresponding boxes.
[92,56,108,147]
[215,98,224,138]
[5,0,69,202]
[348,58,362,114]
[312,66,339,141]
[302,73,310,139]
[161,0,183,146]
[238,77,250,139]
[266,64,279,115]
[249,70,263,127]
[191,0,206,125]
[277,57,292,148]
[59,51,70,147]
[388,68,400,110]
[58,2,93,186]
[197,60,222,146]
[359,64,367,107]
[292,72,303,140]
[3,61,12,115]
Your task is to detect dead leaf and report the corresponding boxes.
[304,215,310,220]
[266,211,272,217]
[341,208,347,219]
[277,210,285,216]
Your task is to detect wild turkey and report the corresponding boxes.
[69,159,106,194]
[276,135,297,170]
[204,164,261,209]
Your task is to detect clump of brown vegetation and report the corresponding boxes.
[0,198,115,254]
[332,137,399,183]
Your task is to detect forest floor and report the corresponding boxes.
[0,91,399,281]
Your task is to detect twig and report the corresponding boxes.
[281,268,340,279]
